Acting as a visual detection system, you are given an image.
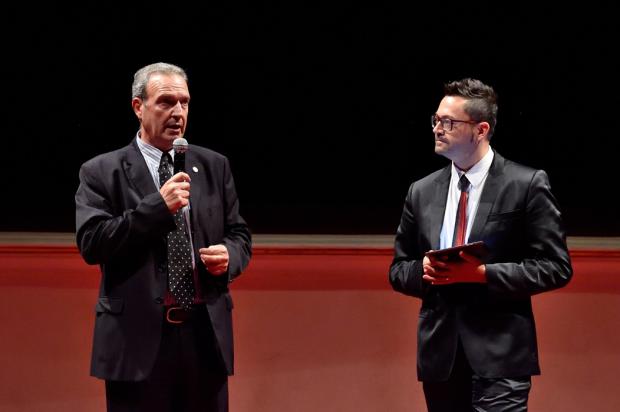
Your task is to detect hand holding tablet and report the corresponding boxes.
[425,241,489,262]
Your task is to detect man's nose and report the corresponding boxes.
[171,101,184,116]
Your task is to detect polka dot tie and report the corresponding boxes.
[158,152,195,309]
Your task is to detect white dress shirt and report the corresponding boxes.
[439,148,494,249]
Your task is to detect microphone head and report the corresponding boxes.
[173,137,189,153]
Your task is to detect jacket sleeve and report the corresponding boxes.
[75,159,175,265]
[389,182,431,299]
[485,170,573,297]
[220,157,252,282]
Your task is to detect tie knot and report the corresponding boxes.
[158,152,173,186]
[458,174,470,192]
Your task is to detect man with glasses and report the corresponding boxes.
[389,78,572,411]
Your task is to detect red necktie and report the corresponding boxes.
[453,174,470,247]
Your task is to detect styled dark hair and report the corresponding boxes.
[444,78,498,139]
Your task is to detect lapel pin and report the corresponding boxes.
[192,166,199,173]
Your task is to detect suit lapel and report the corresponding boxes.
[469,152,505,242]
[184,149,211,249]
[122,140,158,198]
[185,149,203,224]
[430,166,451,249]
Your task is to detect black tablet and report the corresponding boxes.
[425,241,488,262]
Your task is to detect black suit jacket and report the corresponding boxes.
[389,152,572,381]
[75,139,252,381]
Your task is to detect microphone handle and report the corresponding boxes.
[173,152,186,174]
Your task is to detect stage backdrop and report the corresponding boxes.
[2,3,619,235]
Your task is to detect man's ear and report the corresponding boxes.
[476,121,490,142]
[131,97,143,122]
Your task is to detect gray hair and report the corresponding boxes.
[131,62,188,100]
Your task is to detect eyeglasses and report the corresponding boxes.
[431,115,477,131]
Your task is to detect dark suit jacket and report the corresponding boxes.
[75,139,252,381]
[389,151,572,382]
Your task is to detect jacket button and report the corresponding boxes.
[154,297,164,304]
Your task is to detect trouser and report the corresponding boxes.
[106,306,229,412]
[423,342,531,412]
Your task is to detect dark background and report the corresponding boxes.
[2,3,619,235]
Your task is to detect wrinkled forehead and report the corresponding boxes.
[145,73,189,99]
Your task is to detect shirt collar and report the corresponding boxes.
[135,132,174,160]
[451,147,494,188]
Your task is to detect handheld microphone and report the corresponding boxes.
[172,137,189,174]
